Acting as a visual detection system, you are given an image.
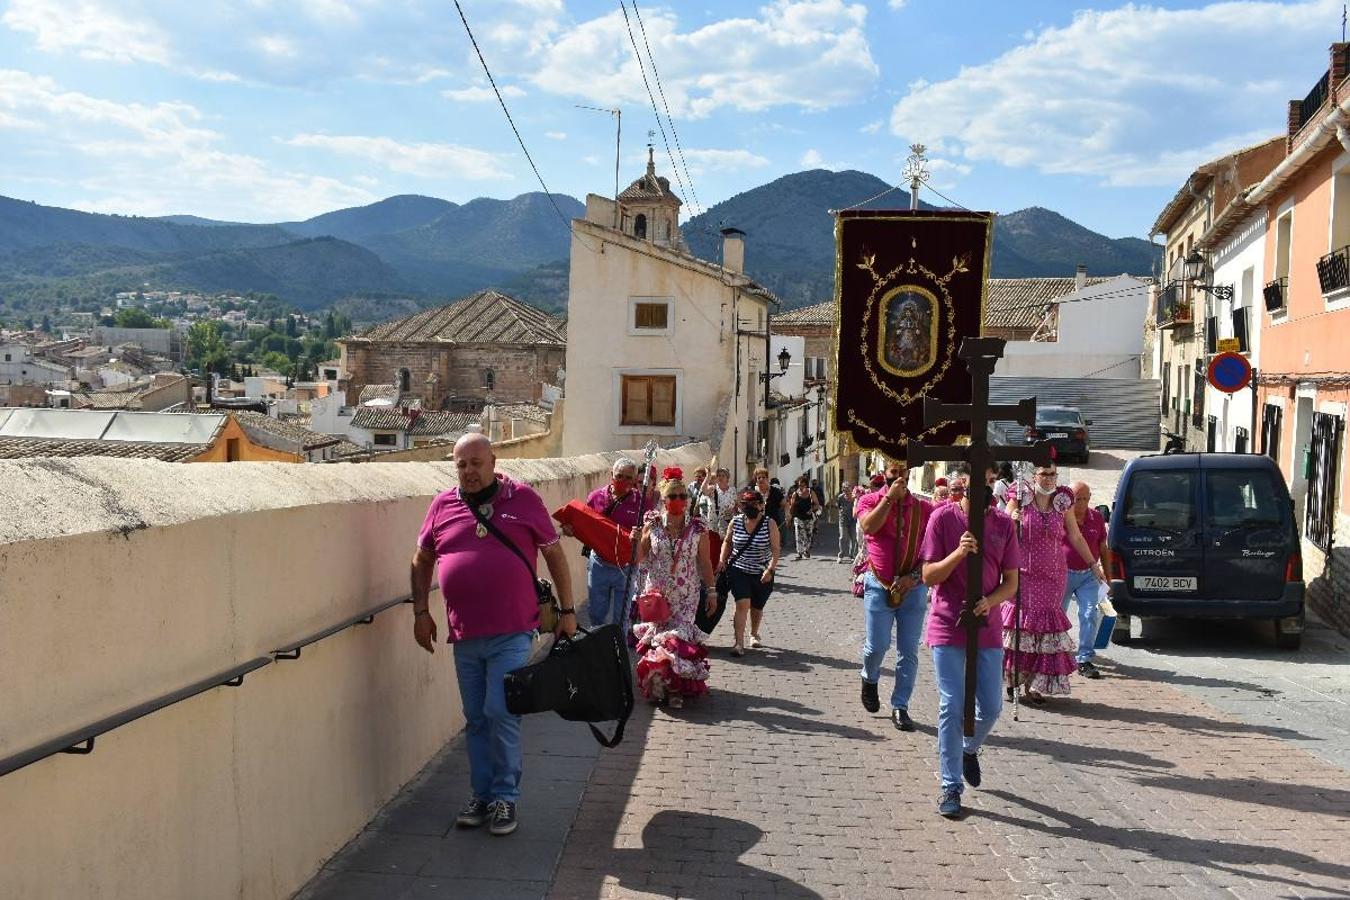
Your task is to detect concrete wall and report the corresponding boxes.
[0,443,710,900]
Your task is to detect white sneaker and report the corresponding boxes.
[749,634,763,649]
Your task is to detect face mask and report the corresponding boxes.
[1035,483,1057,496]
[665,498,688,517]
[741,504,761,517]
[612,478,632,495]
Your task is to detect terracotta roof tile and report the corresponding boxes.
[0,437,206,462]
[232,410,342,451]
[984,277,1113,330]
[774,303,833,326]
[351,290,566,345]
[350,406,478,436]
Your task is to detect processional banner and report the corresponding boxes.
[831,209,994,459]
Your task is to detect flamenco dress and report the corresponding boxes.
[1002,485,1077,696]
[632,512,711,702]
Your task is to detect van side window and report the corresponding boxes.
[1206,470,1281,528]
[1123,472,1195,530]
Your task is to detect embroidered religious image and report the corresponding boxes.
[878,285,938,377]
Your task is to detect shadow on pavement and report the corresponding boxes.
[976,790,1350,898]
[1044,698,1315,742]
[676,685,885,743]
[1119,615,1349,665]
[1126,772,1350,820]
[986,730,1178,774]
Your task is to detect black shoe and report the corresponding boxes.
[455,797,491,828]
[1005,685,1014,703]
[891,708,916,731]
[1077,661,1102,679]
[488,800,518,836]
[962,752,982,788]
[860,678,880,713]
[938,790,962,818]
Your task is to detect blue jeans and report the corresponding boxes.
[837,516,856,558]
[932,645,1004,795]
[860,571,927,710]
[453,631,533,804]
[1062,568,1100,663]
[587,555,633,629]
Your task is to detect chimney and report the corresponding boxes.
[1075,264,1087,292]
[721,227,746,275]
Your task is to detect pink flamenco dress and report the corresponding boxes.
[1002,484,1077,696]
[632,511,711,703]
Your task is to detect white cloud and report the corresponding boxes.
[441,84,526,103]
[255,35,299,59]
[1,0,173,66]
[680,148,770,170]
[544,131,567,141]
[800,148,847,170]
[860,119,883,135]
[532,1,879,118]
[889,0,1340,187]
[0,70,374,219]
[888,0,907,7]
[282,133,513,180]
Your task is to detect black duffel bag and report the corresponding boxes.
[504,623,634,747]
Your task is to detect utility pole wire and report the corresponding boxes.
[618,0,695,215]
[630,0,701,217]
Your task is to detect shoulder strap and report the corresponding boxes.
[728,515,768,567]
[602,492,623,518]
[464,494,537,580]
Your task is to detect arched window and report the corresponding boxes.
[397,367,411,393]
[484,368,495,390]
[634,213,647,239]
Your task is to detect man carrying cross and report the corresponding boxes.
[920,463,1020,818]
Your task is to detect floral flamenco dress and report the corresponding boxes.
[632,511,711,703]
[1003,485,1077,696]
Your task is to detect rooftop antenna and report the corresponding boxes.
[576,104,622,227]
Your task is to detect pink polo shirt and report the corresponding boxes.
[1065,507,1106,570]
[417,474,559,642]
[854,490,934,583]
[920,502,1021,649]
[585,484,644,529]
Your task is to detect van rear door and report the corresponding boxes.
[1117,463,1204,595]
[1199,464,1293,601]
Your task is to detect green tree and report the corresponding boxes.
[114,308,157,328]
[285,315,297,338]
[40,313,51,333]
[186,320,229,375]
[260,351,292,374]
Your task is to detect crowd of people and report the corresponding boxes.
[409,435,1113,836]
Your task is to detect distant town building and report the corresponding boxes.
[0,408,298,462]
[0,341,70,387]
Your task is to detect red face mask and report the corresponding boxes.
[664,498,688,517]
[612,477,633,496]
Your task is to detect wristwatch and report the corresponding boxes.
[558,607,576,616]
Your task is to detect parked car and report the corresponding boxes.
[1103,453,1304,649]
[1024,405,1091,463]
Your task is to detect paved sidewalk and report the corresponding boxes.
[300,531,1350,899]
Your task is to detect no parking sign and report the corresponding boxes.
[1207,351,1252,393]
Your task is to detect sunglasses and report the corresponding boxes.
[666,493,689,500]
[613,473,635,480]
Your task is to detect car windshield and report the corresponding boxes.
[1205,469,1284,529]
[1037,409,1082,426]
[1123,471,1195,530]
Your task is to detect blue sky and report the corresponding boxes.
[0,0,1344,239]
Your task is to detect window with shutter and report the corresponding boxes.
[620,374,677,426]
[1231,307,1249,352]
[634,303,669,330]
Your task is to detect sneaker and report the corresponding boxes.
[488,800,518,836]
[1077,661,1102,679]
[455,797,491,828]
[748,633,763,649]
[891,708,916,732]
[962,752,982,788]
[860,678,880,713]
[937,790,962,818]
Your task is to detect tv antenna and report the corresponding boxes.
[576,105,622,226]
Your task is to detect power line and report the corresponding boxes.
[922,181,972,212]
[618,1,694,214]
[629,0,701,217]
[451,0,590,248]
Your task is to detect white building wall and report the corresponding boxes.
[1206,211,1266,452]
[996,275,1150,379]
[0,344,71,386]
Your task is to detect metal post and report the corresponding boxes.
[903,144,928,211]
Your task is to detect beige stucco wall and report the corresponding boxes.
[0,443,709,900]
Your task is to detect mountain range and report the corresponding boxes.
[0,170,1159,319]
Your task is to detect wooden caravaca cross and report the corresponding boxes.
[905,336,1052,737]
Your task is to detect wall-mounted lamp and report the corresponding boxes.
[1183,251,1234,301]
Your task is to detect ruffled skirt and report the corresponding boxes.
[1001,603,1076,696]
[632,620,710,701]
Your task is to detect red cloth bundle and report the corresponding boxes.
[552,500,634,567]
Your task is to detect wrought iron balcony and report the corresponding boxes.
[1263,277,1288,312]
[1155,281,1192,328]
[1317,245,1350,294]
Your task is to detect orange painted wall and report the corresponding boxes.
[189,417,301,463]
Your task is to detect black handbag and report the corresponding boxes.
[465,498,560,633]
[504,624,634,747]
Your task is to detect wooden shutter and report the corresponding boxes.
[634,303,668,330]
[650,377,676,425]
[622,376,649,425]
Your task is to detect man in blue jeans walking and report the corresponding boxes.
[411,433,576,836]
[920,465,1021,819]
[1062,481,1109,678]
[853,459,933,731]
[566,457,645,629]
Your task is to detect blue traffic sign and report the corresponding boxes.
[1207,351,1252,393]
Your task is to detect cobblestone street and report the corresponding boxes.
[303,528,1350,900]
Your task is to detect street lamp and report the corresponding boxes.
[1183,251,1234,301]
[762,346,791,382]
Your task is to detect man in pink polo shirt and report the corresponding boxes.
[854,458,934,732]
[1062,480,1109,679]
[920,464,1021,819]
[410,433,575,837]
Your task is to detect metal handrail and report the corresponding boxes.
[0,588,431,779]
[0,657,272,778]
[273,594,414,660]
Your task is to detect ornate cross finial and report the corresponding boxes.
[903,143,929,209]
[646,133,656,175]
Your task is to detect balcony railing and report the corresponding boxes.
[1155,281,1192,328]
[1263,277,1288,312]
[1297,72,1331,134]
[1317,245,1350,294]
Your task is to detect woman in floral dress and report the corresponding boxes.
[1003,463,1103,701]
[633,468,717,708]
